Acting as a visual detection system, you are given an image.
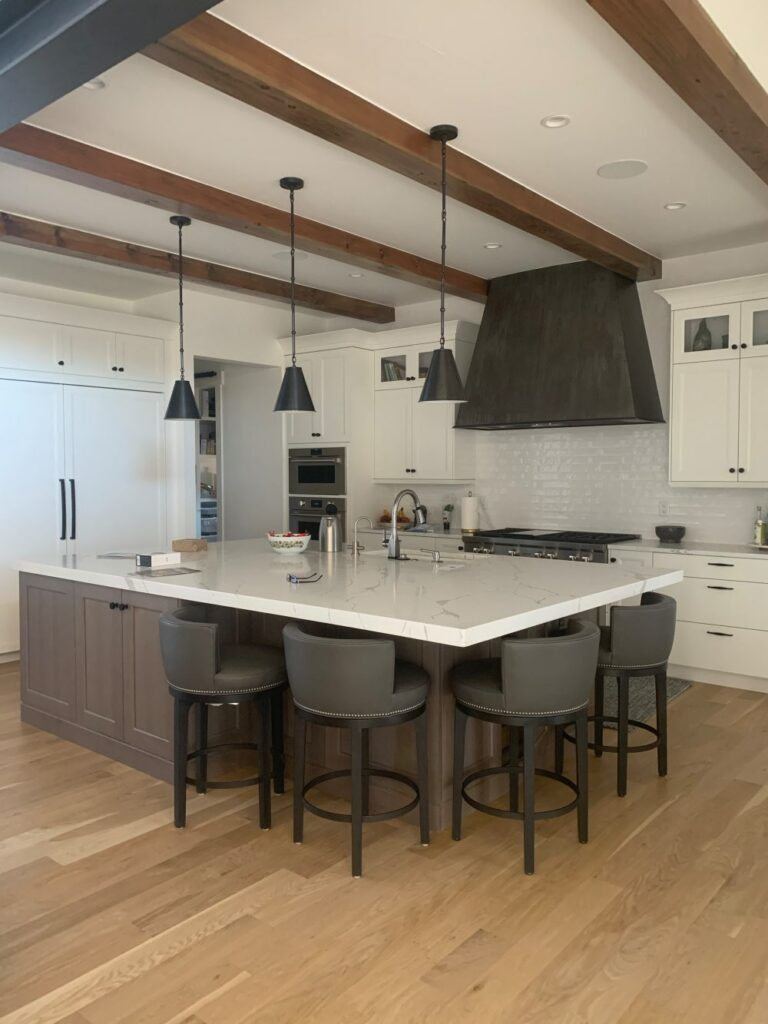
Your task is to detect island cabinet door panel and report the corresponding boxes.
[122,591,176,758]
[670,361,740,483]
[74,583,124,739]
[20,574,76,720]
[737,356,768,485]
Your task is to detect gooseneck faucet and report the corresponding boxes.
[387,489,425,559]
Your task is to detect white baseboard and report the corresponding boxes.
[669,663,768,695]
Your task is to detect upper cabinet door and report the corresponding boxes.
[672,303,741,363]
[0,315,59,372]
[738,356,768,485]
[670,361,740,484]
[373,388,411,479]
[116,333,164,382]
[313,351,347,443]
[411,396,453,480]
[740,299,768,359]
[58,325,117,377]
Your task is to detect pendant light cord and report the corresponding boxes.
[177,220,186,380]
[439,138,447,349]
[289,187,297,367]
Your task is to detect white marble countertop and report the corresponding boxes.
[19,540,682,648]
[611,539,768,559]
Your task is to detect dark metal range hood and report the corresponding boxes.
[456,262,664,430]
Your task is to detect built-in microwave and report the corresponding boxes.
[288,447,346,497]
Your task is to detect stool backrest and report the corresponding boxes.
[282,622,396,717]
[607,592,676,668]
[500,619,600,715]
[159,606,218,691]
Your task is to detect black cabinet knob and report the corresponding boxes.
[118,367,124,372]
[112,366,118,371]
[729,467,736,473]
[741,343,747,349]
[731,344,738,350]
[610,557,617,563]
[57,360,64,366]
[739,467,745,473]
[119,602,128,611]
[109,601,118,610]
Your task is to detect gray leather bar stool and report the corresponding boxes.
[451,619,600,875]
[560,592,677,797]
[159,606,288,830]
[282,622,430,878]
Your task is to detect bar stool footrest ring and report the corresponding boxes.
[461,765,579,821]
[185,742,263,789]
[562,716,659,755]
[303,768,420,824]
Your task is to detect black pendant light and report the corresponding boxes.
[420,125,467,404]
[274,177,315,413]
[164,215,201,420]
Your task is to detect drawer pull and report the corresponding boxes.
[706,630,733,637]
[707,562,734,567]
[706,585,734,591]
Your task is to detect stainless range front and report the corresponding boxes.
[463,529,640,563]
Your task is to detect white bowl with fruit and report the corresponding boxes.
[266,530,311,554]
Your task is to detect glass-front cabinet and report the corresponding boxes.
[741,298,768,357]
[672,303,741,362]
[375,344,445,389]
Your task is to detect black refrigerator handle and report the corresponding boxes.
[69,479,76,540]
[59,479,66,541]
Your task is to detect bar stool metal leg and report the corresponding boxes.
[257,696,272,830]
[594,672,605,757]
[617,672,629,797]
[173,695,190,828]
[523,723,536,875]
[554,724,564,776]
[196,703,208,794]
[415,711,430,846]
[293,713,306,843]
[509,725,520,813]
[361,728,370,817]
[576,711,588,844]
[655,669,668,777]
[452,705,468,841]
[350,724,363,878]
[271,690,285,794]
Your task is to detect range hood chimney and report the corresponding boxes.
[456,262,664,430]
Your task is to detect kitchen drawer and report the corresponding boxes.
[663,576,768,631]
[671,620,768,679]
[653,551,768,584]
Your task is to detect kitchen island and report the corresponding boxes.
[18,540,682,828]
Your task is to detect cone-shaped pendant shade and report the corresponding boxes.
[274,364,315,412]
[165,378,201,420]
[419,346,466,403]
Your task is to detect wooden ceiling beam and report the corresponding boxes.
[0,211,395,323]
[145,14,661,282]
[0,124,486,303]
[585,0,768,188]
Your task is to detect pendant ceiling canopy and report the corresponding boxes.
[164,214,201,421]
[420,125,467,404]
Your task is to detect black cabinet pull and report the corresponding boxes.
[69,479,76,540]
[112,366,118,371]
[118,367,124,372]
[59,478,66,540]
[738,468,745,473]
[109,601,118,610]
[57,360,64,366]
[729,468,736,473]
[707,562,734,567]
[731,344,738,350]
[707,585,734,590]
[118,603,129,611]
[741,343,747,349]
[706,630,733,637]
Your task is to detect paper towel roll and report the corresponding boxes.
[461,493,478,533]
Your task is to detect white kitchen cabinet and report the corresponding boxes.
[0,380,166,654]
[737,357,768,484]
[740,298,768,358]
[373,388,474,482]
[116,333,165,383]
[671,303,741,363]
[669,360,740,484]
[0,316,59,372]
[287,350,349,444]
[375,344,449,390]
[58,325,117,377]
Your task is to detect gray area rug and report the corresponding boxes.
[602,676,691,730]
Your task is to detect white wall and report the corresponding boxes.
[370,242,768,543]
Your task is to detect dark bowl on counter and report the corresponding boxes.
[655,524,686,544]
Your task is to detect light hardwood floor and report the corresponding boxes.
[2,663,768,1024]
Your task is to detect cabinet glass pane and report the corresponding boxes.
[380,354,407,383]
[752,309,768,347]
[683,315,730,353]
[418,350,435,379]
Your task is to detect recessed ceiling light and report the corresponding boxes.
[348,272,364,278]
[597,159,648,179]
[483,242,503,250]
[81,77,107,90]
[664,202,687,211]
[540,114,570,129]
[272,250,309,262]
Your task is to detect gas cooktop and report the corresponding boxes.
[474,528,641,544]
[463,527,641,562]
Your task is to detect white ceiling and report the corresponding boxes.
[2,0,767,307]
